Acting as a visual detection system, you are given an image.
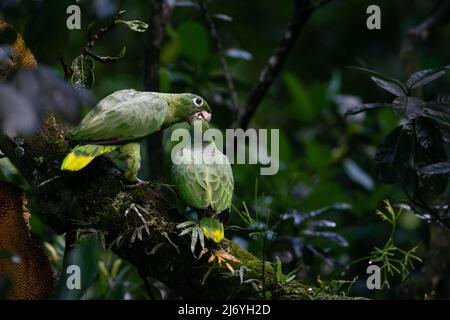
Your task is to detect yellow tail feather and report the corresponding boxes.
[61,144,117,171]
[61,153,95,171]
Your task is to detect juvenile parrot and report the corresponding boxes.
[61,89,212,183]
[170,120,234,243]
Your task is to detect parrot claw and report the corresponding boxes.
[124,178,150,189]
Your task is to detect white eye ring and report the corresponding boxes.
[193,97,203,107]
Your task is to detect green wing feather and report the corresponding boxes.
[172,141,234,213]
[68,89,168,142]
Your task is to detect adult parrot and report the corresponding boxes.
[170,120,234,243]
[61,89,212,184]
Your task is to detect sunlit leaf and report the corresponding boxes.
[116,19,149,32]
[71,55,95,89]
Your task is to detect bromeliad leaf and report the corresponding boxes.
[176,220,197,229]
[178,226,195,236]
[419,162,450,176]
[71,55,95,89]
[116,19,149,32]
[191,227,199,255]
[344,103,391,117]
[374,124,414,183]
[392,96,425,119]
[348,66,407,95]
[406,68,447,90]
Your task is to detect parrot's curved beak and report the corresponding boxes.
[188,111,212,124]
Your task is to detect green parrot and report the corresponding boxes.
[61,89,212,183]
[170,120,234,243]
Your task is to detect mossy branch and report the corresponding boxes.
[0,116,360,299]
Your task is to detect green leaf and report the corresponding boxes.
[176,21,209,64]
[71,55,95,89]
[118,46,127,58]
[406,68,447,89]
[347,66,407,94]
[283,72,315,121]
[374,124,414,183]
[116,19,149,32]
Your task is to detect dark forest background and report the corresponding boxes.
[2,0,450,299]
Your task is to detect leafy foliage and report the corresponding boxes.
[347,65,450,226]
[369,201,422,289]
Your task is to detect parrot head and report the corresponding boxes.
[166,93,212,126]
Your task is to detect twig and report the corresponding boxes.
[78,10,126,65]
[59,56,72,80]
[85,49,121,64]
[83,10,126,54]
[232,0,332,128]
[199,0,239,112]
[401,1,450,75]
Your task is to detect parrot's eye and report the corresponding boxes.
[193,97,203,107]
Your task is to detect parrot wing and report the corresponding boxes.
[68,90,168,143]
[172,142,234,213]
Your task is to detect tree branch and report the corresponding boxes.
[83,11,126,54]
[199,0,239,112]
[232,0,332,128]
[0,116,359,299]
[144,0,172,180]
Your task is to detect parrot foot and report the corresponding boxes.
[124,178,150,189]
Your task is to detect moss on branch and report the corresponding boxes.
[0,115,360,299]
